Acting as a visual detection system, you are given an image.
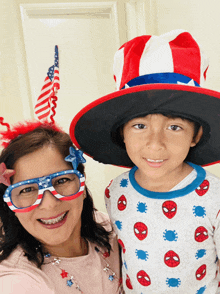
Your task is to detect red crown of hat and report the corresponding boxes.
[113,29,209,91]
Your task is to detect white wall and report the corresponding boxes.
[148,0,220,177]
[1,0,220,211]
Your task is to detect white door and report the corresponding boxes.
[1,0,148,211]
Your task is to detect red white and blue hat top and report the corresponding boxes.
[70,29,220,167]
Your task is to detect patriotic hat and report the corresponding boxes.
[70,29,220,167]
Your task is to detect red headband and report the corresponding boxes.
[0,118,63,148]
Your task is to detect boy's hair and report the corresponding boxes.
[112,113,201,150]
[0,126,112,268]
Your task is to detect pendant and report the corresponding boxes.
[108,274,115,281]
[52,258,61,265]
[67,279,74,287]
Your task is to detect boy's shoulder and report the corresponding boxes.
[205,169,220,184]
[111,169,130,185]
[105,169,131,194]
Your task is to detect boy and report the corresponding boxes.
[70,30,220,293]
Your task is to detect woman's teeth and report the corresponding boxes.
[39,212,67,225]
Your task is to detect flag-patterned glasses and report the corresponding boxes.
[3,170,85,213]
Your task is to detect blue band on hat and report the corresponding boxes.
[122,73,200,89]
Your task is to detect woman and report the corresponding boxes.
[0,120,123,294]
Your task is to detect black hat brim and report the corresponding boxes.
[70,84,220,167]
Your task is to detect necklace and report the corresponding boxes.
[43,246,124,293]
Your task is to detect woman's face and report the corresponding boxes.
[13,145,85,253]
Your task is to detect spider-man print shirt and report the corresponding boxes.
[105,163,220,293]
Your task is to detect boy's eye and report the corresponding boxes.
[168,125,181,131]
[133,124,146,129]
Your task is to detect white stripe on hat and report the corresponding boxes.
[113,47,125,91]
[139,30,187,77]
[199,48,209,87]
[139,35,174,76]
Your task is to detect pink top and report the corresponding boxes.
[0,212,123,294]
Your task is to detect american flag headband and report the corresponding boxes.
[0,117,63,149]
[2,147,86,213]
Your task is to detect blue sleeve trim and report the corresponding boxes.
[129,162,206,199]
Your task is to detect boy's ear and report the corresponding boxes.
[120,127,124,142]
[191,126,203,147]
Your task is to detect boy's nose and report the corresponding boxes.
[146,131,164,150]
[38,189,60,209]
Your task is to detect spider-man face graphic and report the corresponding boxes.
[118,239,126,253]
[105,187,110,198]
[195,226,209,242]
[137,270,151,286]
[105,180,113,199]
[196,264,206,280]
[195,180,209,196]
[162,200,177,219]
[126,274,133,289]
[164,250,180,267]
[117,195,127,211]
[134,222,148,241]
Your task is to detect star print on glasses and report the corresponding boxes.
[3,148,86,213]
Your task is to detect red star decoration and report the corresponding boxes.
[60,269,68,278]
[0,162,15,186]
[103,251,110,258]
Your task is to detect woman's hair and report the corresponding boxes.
[0,124,112,268]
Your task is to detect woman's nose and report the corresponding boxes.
[38,189,60,209]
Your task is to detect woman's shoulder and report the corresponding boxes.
[94,210,110,222]
[94,210,112,231]
[0,246,54,294]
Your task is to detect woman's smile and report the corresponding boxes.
[38,210,69,226]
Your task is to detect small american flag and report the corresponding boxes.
[34,45,60,123]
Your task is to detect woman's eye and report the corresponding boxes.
[20,187,34,194]
[55,178,69,185]
[133,124,146,129]
[168,125,181,131]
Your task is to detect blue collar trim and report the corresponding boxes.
[129,162,206,199]
[122,73,200,89]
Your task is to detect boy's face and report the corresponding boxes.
[123,113,203,185]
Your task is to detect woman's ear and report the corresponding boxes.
[191,126,203,147]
